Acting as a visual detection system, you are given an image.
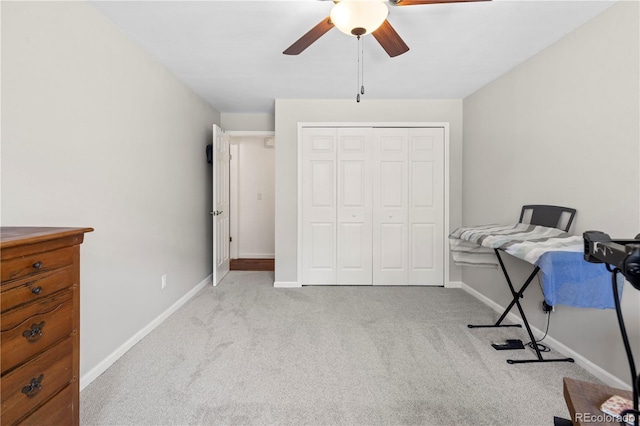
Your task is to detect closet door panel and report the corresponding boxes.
[411,224,434,269]
[311,161,335,207]
[381,163,404,207]
[380,224,405,269]
[336,129,372,285]
[341,162,364,207]
[408,128,444,285]
[302,128,337,284]
[310,223,334,268]
[339,223,365,267]
[412,162,434,207]
[373,129,409,285]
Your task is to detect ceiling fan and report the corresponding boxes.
[283,0,491,58]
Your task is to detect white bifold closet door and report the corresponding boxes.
[373,128,444,286]
[302,128,372,285]
[301,126,443,286]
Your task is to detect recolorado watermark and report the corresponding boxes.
[575,412,635,424]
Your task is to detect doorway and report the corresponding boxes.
[228,131,276,271]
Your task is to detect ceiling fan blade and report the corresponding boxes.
[394,0,490,5]
[283,17,334,55]
[372,20,409,57]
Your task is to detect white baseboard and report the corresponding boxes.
[238,253,275,259]
[80,274,213,391]
[460,282,631,391]
[447,281,463,288]
[274,281,301,288]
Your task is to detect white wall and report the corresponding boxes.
[233,137,275,258]
[221,113,275,131]
[463,1,639,385]
[274,99,463,285]
[1,2,220,380]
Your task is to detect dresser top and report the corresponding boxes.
[0,227,94,249]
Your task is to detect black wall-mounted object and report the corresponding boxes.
[206,144,212,164]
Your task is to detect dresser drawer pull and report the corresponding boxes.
[21,374,44,398]
[32,261,43,270]
[31,286,43,295]
[22,321,46,342]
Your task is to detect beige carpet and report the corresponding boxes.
[80,271,600,425]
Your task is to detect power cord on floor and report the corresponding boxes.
[527,310,551,352]
[527,275,551,352]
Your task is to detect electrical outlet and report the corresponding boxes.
[161,274,167,290]
[542,300,554,313]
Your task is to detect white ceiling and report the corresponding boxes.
[90,0,616,113]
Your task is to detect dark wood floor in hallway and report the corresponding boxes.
[230,258,274,271]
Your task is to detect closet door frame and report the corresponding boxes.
[297,122,451,287]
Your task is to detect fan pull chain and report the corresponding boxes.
[356,36,361,103]
[356,36,365,103]
[361,36,365,96]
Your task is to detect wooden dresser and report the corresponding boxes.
[563,377,635,425]
[1,227,92,426]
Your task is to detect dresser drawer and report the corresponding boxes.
[1,267,74,314]
[1,337,73,426]
[19,384,74,426]
[1,247,74,283]
[1,290,74,374]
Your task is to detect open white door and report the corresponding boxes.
[212,124,230,285]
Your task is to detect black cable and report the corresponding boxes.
[606,264,638,426]
[527,308,551,352]
[527,275,551,352]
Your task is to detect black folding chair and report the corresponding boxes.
[468,205,577,364]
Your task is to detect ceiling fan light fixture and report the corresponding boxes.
[330,0,389,37]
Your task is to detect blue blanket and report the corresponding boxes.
[536,250,622,309]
